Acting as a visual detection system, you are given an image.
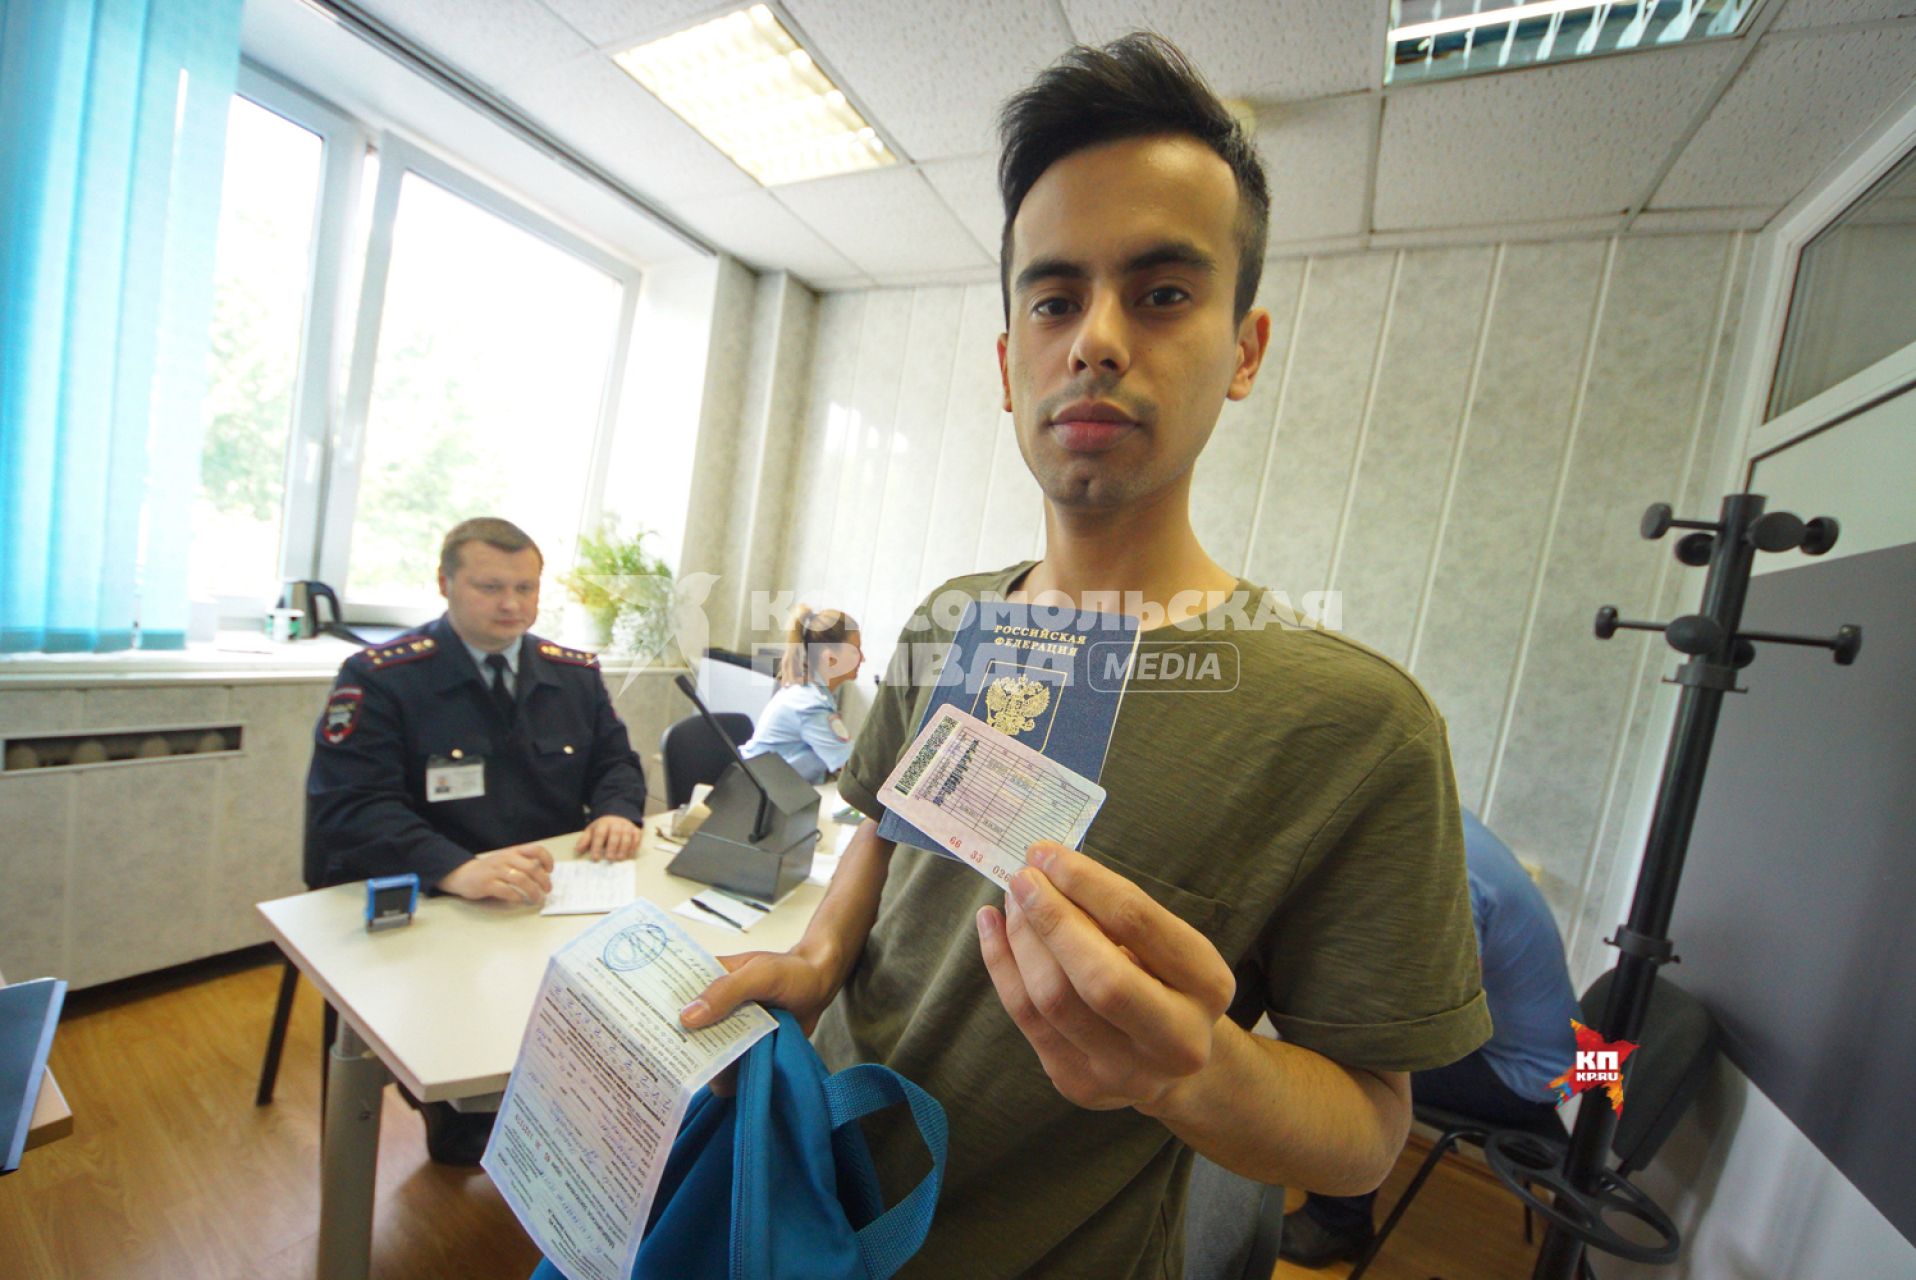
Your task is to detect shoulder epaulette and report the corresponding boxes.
[535,640,600,669]
[355,634,441,671]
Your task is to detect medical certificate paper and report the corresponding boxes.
[482,899,775,1280]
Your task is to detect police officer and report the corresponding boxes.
[304,516,648,1163]
[738,604,862,783]
[306,516,646,898]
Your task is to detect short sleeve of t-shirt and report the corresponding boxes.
[1249,712,1489,1072]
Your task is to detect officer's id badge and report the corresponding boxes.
[426,755,485,803]
[829,712,851,743]
[321,687,364,745]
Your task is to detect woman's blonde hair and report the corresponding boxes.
[778,604,859,686]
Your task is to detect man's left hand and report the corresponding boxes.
[976,841,1236,1113]
[576,814,643,860]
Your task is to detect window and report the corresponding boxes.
[189,96,321,605]
[1770,146,1916,416]
[346,172,623,610]
[191,67,638,631]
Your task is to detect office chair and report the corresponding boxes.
[660,711,755,810]
[1347,971,1718,1279]
[1183,1154,1285,1280]
[704,644,781,679]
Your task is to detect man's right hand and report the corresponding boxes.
[680,815,892,1051]
[438,844,555,905]
[679,938,847,1037]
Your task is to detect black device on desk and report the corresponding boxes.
[668,674,820,902]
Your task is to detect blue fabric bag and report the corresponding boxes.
[532,1009,948,1280]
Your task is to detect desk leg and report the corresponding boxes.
[318,1019,387,1280]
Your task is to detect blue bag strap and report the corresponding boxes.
[821,1062,949,1280]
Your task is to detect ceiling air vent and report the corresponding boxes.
[1386,0,1766,87]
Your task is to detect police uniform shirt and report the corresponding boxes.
[463,634,521,695]
[304,614,647,888]
[738,679,852,785]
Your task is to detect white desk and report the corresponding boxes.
[258,794,849,1280]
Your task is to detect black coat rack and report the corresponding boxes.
[1491,492,1863,1280]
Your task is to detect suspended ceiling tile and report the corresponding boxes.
[1256,94,1376,244]
[781,0,1076,160]
[919,153,1004,260]
[537,0,729,48]
[671,188,865,286]
[1374,44,1739,230]
[1065,0,1379,100]
[1654,25,1916,208]
[1771,0,1916,29]
[773,167,994,280]
[351,0,594,86]
[502,50,761,204]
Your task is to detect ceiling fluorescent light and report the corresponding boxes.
[1386,0,1764,87]
[1392,1,1612,44]
[614,4,896,187]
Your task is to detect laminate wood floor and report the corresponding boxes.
[1273,1145,1547,1280]
[0,953,1548,1279]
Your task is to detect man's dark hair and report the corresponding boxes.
[997,32,1270,324]
[440,516,542,577]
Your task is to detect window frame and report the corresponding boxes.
[207,65,642,629]
[194,64,364,621]
[322,133,640,624]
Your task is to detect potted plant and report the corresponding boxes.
[558,519,675,660]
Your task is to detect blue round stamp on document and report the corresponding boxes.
[602,922,667,971]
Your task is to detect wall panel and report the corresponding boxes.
[1335,246,1496,660]
[1412,239,1608,809]
[1244,252,1397,602]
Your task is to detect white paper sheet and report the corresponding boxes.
[539,859,640,916]
[482,900,776,1280]
[672,887,770,934]
[879,704,1107,890]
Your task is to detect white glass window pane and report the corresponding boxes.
[190,96,321,603]
[348,173,621,621]
[1771,148,1916,417]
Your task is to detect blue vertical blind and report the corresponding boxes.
[0,0,243,652]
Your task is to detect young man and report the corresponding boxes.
[683,36,1490,1276]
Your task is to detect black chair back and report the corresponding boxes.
[660,712,755,810]
[1579,971,1719,1174]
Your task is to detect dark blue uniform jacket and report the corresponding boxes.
[304,614,646,887]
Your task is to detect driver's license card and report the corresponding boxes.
[879,705,1106,890]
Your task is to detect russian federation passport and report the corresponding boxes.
[876,599,1139,856]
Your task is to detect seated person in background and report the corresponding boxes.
[737,604,863,784]
[304,516,649,1163]
[1280,807,1582,1267]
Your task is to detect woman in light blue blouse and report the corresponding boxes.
[739,604,863,783]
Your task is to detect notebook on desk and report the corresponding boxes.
[1,976,66,1173]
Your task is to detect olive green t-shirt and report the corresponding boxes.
[813,561,1490,1279]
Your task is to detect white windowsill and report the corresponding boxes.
[0,633,693,688]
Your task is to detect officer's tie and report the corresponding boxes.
[485,653,515,723]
